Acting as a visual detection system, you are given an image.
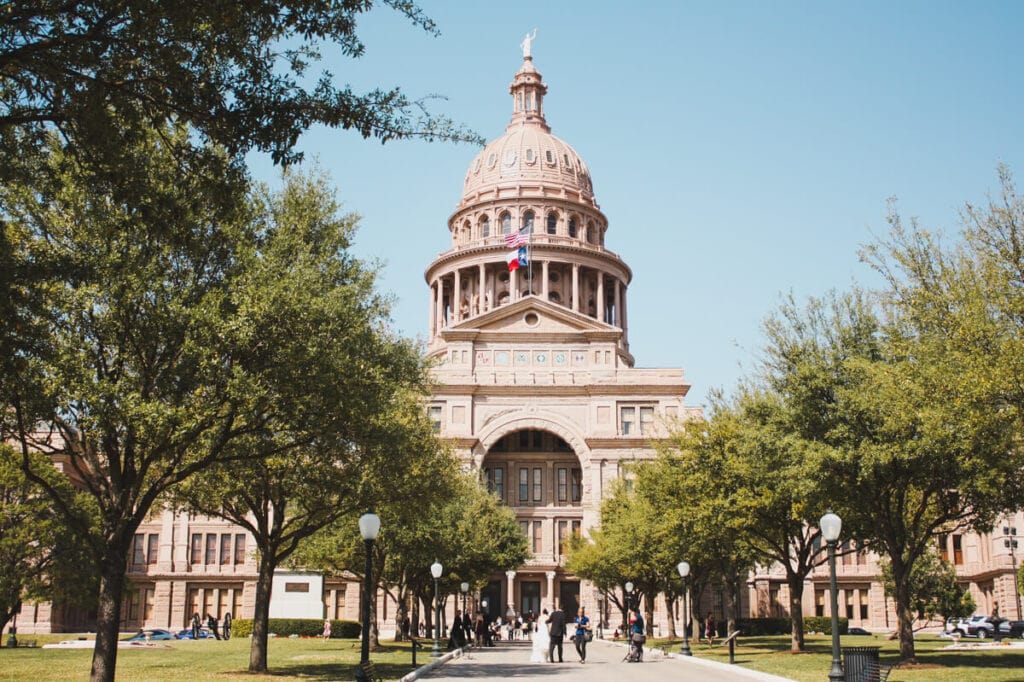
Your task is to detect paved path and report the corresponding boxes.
[417,639,793,682]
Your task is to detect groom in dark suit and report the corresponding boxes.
[546,604,566,663]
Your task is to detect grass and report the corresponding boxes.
[647,633,1024,682]
[0,635,425,682]
[6,633,1024,681]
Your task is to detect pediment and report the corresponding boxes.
[443,295,617,337]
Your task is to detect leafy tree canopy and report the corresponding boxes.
[0,0,481,165]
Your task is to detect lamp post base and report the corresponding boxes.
[430,645,443,659]
[355,663,370,682]
[680,638,692,656]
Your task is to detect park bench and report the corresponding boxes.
[359,661,382,682]
[870,661,894,682]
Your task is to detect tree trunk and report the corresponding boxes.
[644,594,655,637]
[249,552,276,672]
[665,595,677,639]
[90,549,129,682]
[788,574,806,652]
[369,583,380,649]
[893,574,918,662]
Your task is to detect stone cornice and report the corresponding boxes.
[425,241,631,284]
[429,382,690,398]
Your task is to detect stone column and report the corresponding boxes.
[542,260,550,298]
[546,571,557,609]
[511,268,518,302]
[596,273,605,322]
[572,263,580,312]
[434,280,443,335]
[478,263,486,313]
[506,570,517,615]
[453,269,462,323]
[621,283,628,342]
[614,279,622,328]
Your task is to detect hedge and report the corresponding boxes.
[231,618,361,639]
[733,617,849,636]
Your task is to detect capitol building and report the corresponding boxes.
[7,46,1022,637]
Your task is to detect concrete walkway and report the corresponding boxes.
[413,639,793,682]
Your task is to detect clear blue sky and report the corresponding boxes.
[248,0,1024,406]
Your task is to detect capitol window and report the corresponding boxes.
[522,210,534,232]
[546,212,557,234]
[501,212,512,234]
[620,404,655,435]
[480,216,490,237]
[568,217,578,238]
[525,148,534,163]
[545,150,554,164]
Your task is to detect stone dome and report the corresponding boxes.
[457,57,598,209]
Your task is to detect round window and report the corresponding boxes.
[524,312,540,327]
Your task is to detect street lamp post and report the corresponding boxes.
[677,561,692,656]
[355,512,380,682]
[624,580,634,637]
[460,582,469,645]
[820,510,843,682]
[430,560,443,658]
[1005,526,1021,620]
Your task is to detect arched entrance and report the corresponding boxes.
[479,427,586,620]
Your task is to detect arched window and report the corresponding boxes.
[522,211,535,233]
[548,291,562,303]
[480,216,490,238]
[587,221,596,244]
[546,213,557,235]
[501,213,512,234]
[462,220,471,243]
[568,217,578,238]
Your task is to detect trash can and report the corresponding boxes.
[842,646,881,682]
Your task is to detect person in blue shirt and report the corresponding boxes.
[573,606,592,663]
[628,609,645,662]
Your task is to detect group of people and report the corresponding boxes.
[528,605,592,664]
[190,611,231,640]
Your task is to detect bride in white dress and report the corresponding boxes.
[530,610,551,663]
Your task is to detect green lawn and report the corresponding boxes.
[649,633,1024,682]
[0,635,424,682]
[5,633,1024,681]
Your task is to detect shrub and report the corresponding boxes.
[803,616,848,635]
[230,618,360,639]
[735,617,792,635]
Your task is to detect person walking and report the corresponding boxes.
[529,609,551,662]
[704,611,715,646]
[573,606,591,663]
[546,604,566,663]
[322,618,332,641]
[190,612,201,640]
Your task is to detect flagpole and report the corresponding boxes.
[527,227,533,296]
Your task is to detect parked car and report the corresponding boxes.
[953,615,1001,639]
[177,628,216,640]
[123,628,178,642]
[846,627,871,635]
[997,619,1024,639]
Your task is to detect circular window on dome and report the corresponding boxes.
[499,272,510,283]
[549,271,561,283]
[524,312,540,327]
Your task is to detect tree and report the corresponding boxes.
[1,125,420,680]
[0,445,97,637]
[170,167,434,672]
[762,288,1021,662]
[879,548,975,628]
[0,0,480,166]
[653,389,831,652]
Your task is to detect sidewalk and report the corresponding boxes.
[409,638,793,682]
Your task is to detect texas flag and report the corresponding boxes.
[507,246,527,272]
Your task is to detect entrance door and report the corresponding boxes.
[481,581,502,622]
[521,581,541,619]
[560,581,580,619]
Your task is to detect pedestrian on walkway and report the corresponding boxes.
[573,606,591,663]
[546,604,566,663]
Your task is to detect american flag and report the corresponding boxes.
[504,227,529,248]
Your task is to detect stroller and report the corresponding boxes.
[625,631,645,662]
